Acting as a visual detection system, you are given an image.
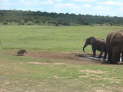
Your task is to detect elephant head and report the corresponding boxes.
[83,37,96,52]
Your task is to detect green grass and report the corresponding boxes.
[0,25,123,92]
[0,25,123,51]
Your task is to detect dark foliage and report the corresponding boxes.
[0,10,123,26]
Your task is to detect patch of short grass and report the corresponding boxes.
[0,25,123,52]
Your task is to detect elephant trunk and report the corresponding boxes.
[83,44,88,52]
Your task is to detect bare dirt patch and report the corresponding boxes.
[94,89,112,92]
[25,51,102,65]
[6,50,103,65]
[80,70,105,74]
[28,62,65,65]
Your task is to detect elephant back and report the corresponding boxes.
[112,31,123,46]
[106,30,123,48]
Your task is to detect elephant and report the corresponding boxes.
[83,37,107,59]
[106,30,123,64]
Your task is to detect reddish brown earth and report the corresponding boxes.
[6,50,104,65]
[25,51,102,65]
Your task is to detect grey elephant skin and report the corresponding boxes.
[83,37,106,59]
[106,30,123,64]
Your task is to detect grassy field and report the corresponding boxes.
[0,25,123,51]
[0,25,123,92]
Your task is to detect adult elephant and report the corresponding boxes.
[83,37,107,59]
[106,30,123,64]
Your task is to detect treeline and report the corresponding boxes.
[0,10,123,26]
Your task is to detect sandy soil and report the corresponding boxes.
[6,50,105,65]
[24,51,103,65]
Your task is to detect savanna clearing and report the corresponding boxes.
[0,25,123,92]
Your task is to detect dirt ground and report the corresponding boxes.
[6,50,106,65]
[6,49,123,65]
[24,51,103,65]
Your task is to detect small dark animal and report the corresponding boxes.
[83,36,107,59]
[17,49,27,56]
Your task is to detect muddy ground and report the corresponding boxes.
[11,50,105,65]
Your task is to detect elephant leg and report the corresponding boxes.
[98,51,103,58]
[111,47,120,64]
[92,48,96,57]
[103,51,107,60]
[107,48,112,63]
[101,51,107,63]
[121,52,123,62]
[101,51,108,63]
